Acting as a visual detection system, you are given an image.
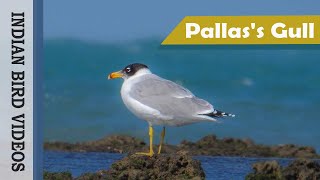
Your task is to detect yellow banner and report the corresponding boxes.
[162,16,320,45]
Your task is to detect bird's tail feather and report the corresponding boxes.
[200,109,235,118]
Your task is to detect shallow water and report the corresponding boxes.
[44,151,298,180]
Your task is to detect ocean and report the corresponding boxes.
[44,38,320,152]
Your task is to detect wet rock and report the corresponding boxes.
[73,151,205,180]
[179,135,319,158]
[179,135,276,157]
[104,151,205,180]
[271,145,318,158]
[246,161,282,180]
[282,159,320,180]
[246,159,320,180]
[44,171,73,180]
[44,134,319,158]
[75,171,109,180]
[44,135,146,153]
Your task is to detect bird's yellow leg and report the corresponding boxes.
[136,126,154,157]
[158,127,166,154]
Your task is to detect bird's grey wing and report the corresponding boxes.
[129,75,214,118]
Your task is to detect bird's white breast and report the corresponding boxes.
[120,73,168,125]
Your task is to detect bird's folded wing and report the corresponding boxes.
[129,75,214,117]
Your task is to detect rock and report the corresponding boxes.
[252,160,281,174]
[282,159,320,180]
[82,135,146,153]
[271,145,318,158]
[179,135,275,157]
[43,171,73,180]
[243,138,254,147]
[246,159,320,180]
[246,161,282,180]
[44,134,319,158]
[74,151,205,180]
[44,135,147,153]
[75,171,109,180]
[179,135,318,158]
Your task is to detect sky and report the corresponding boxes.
[44,0,320,42]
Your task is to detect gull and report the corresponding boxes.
[108,63,235,156]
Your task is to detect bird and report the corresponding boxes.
[108,63,235,156]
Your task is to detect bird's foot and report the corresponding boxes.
[135,151,154,157]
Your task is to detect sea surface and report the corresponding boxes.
[44,38,320,152]
[44,151,300,180]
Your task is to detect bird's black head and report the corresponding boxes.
[122,63,149,77]
[108,63,149,80]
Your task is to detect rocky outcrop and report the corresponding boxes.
[282,159,320,180]
[44,171,72,180]
[44,134,319,158]
[44,135,147,153]
[246,159,320,180]
[44,151,205,180]
[179,135,319,158]
[179,135,275,157]
[93,151,205,180]
[246,160,283,180]
[271,144,318,159]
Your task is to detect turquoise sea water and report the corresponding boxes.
[44,39,320,151]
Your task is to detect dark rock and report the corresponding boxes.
[246,161,282,180]
[271,145,318,158]
[179,135,276,157]
[71,151,205,180]
[43,171,73,180]
[282,159,320,180]
[243,138,254,147]
[179,135,318,158]
[75,171,109,180]
[44,135,147,153]
[246,159,320,180]
[44,134,319,158]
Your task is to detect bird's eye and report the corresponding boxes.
[125,67,131,73]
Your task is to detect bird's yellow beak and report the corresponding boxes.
[108,70,124,79]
